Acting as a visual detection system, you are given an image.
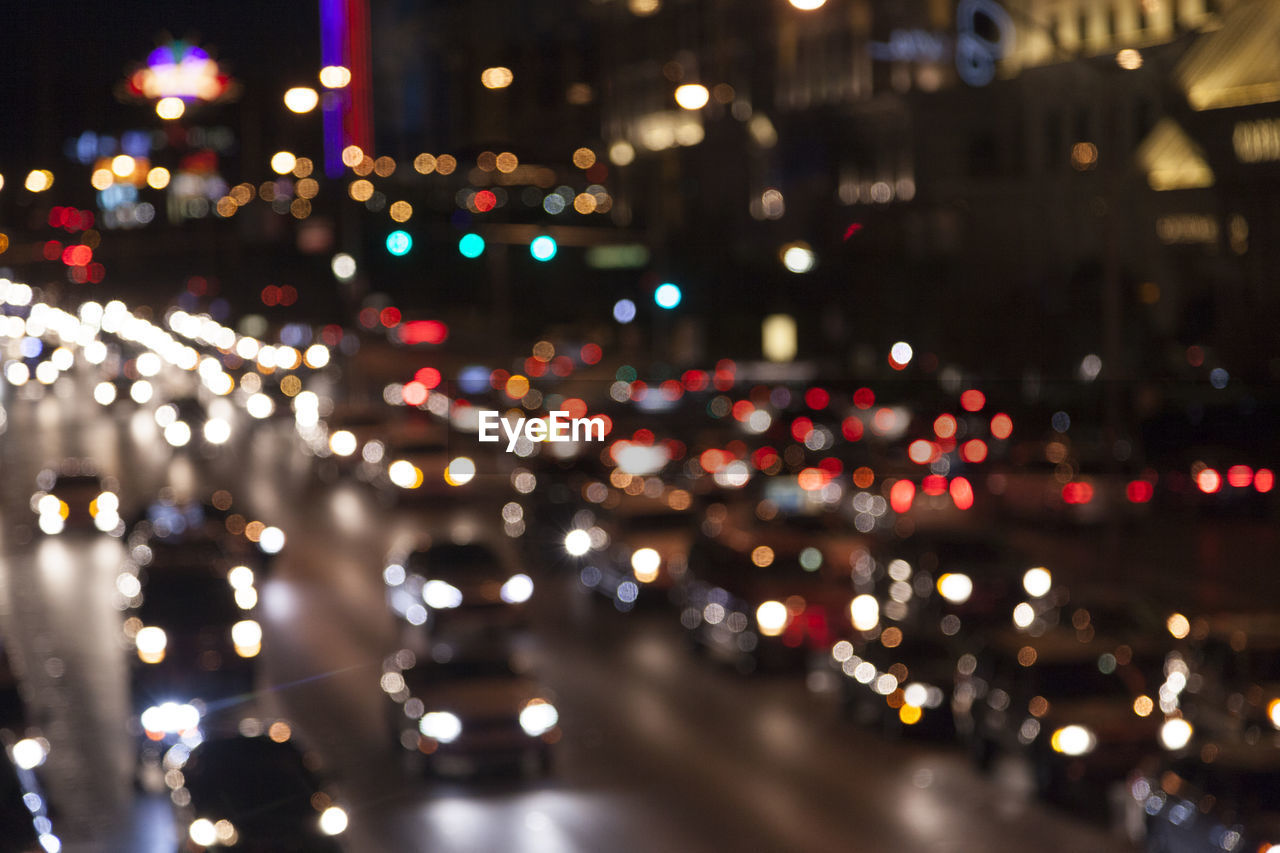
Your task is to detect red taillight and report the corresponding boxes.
[1126,480,1154,503]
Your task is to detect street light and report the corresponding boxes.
[674,84,709,110]
[284,87,319,113]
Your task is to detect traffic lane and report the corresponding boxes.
[109,412,1140,853]
[522,593,1137,853]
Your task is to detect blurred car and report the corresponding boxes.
[384,540,533,636]
[575,491,698,608]
[126,562,262,786]
[30,464,120,536]
[172,732,349,852]
[0,737,60,853]
[128,497,275,579]
[884,531,1036,638]
[382,647,559,777]
[957,622,1169,809]
[381,436,452,498]
[153,395,234,449]
[680,522,857,672]
[1132,741,1280,853]
[1176,612,1280,742]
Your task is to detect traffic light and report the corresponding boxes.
[654,282,682,309]
[529,235,557,261]
[458,233,485,258]
[386,230,412,256]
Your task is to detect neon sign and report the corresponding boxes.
[868,0,1014,87]
[124,41,233,103]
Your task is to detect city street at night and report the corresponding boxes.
[2,2,1280,852]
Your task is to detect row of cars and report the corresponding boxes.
[548,468,1280,851]
[125,494,351,851]
[11,470,352,851]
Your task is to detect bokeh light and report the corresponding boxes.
[654,283,682,309]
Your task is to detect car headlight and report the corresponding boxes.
[12,737,48,770]
[936,573,973,604]
[500,573,534,604]
[902,683,930,709]
[232,620,262,657]
[755,601,789,637]
[227,566,255,590]
[1160,718,1194,750]
[141,702,201,736]
[423,580,463,609]
[564,529,591,557]
[1268,698,1280,730]
[419,711,462,743]
[136,626,167,664]
[203,418,232,445]
[189,819,218,847]
[318,806,348,836]
[519,700,559,737]
[36,494,63,517]
[630,548,661,583]
[329,430,357,457]
[1050,724,1097,756]
[94,491,119,515]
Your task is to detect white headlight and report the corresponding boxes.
[519,700,559,736]
[500,573,534,604]
[228,566,254,590]
[631,548,661,583]
[257,526,285,554]
[319,805,348,836]
[423,580,463,609]
[203,418,231,444]
[329,430,357,457]
[1012,602,1036,629]
[37,494,62,516]
[154,403,178,428]
[564,529,591,557]
[388,460,421,489]
[189,818,217,846]
[1023,567,1052,598]
[12,738,47,770]
[141,702,201,735]
[95,491,119,514]
[1051,724,1096,756]
[231,620,262,648]
[164,421,192,447]
[1160,718,1193,750]
[130,380,154,403]
[419,711,462,743]
[93,381,117,405]
[937,573,973,604]
[850,594,879,632]
[755,601,789,637]
[902,683,929,709]
[246,393,274,419]
[136,626,167,654]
